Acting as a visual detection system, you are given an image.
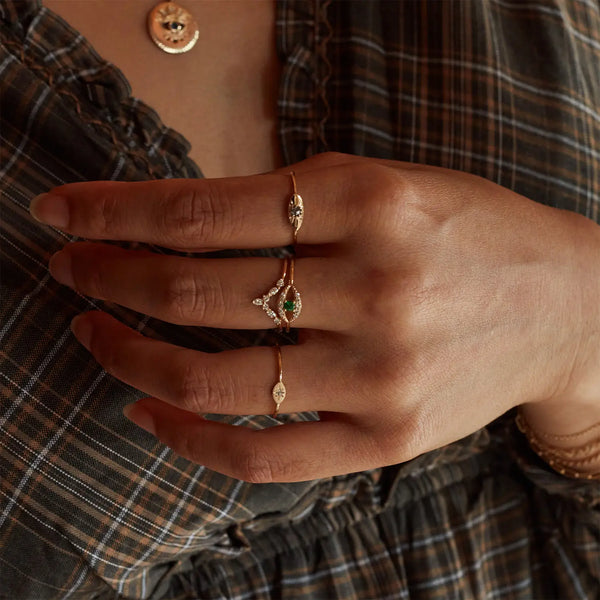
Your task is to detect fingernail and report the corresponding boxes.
[49,251,75,288]
[30,193,69,229]
[71,314,92,351]
[123,403,156,436]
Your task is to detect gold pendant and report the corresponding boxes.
[147,1,199,55]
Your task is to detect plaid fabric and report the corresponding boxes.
[1,1,599,598]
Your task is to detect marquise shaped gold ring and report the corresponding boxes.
[288,171,303,245]
[271,344,286,417]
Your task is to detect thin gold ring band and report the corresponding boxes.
[252,257,302,331]
[272,344,286,417]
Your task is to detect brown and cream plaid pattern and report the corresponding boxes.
[1,1,599,598]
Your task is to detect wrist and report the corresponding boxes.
[516,210,600,478]
[544,210,600,416]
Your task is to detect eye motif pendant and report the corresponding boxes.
[147,1,200,54]
[252,258,302,331]
[277,284,302,328]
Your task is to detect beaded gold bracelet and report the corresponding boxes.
[516,409,600,480]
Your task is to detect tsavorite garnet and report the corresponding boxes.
[283,300,295,311]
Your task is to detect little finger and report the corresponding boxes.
[124,397,383,483]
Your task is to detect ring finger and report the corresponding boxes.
[51,242,359,331]
[72,311,355,415]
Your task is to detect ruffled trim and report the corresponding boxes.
[2,0,201,180]
[276,0,333,164]
[0,0,40,31]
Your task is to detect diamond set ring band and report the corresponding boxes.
[252,257,302,332]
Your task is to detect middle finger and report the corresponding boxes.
[50,242,359,331]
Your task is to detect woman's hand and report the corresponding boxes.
[30,153,600,482]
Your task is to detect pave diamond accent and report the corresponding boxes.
[253,273,286,327]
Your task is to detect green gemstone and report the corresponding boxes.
[283,300,295,311]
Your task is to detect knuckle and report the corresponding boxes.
[162,268,205,323]
[174,361,236,414]
[297,151,353,171]
[358,428,393,466]
[372,409,429,465]
[359,266,434,346]
[162,182,231,245]
[357,265,406,326]
[312,151,353,167]
[174,361,211,413]
[351,163,408,237]
[161,267,227,324]
[233,437,320,483]
[234,442,290,484]
[95,193,122,235]
[362,356,436,464]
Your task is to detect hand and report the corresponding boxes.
[30,153,600,482]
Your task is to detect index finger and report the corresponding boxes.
[29,169,350,250]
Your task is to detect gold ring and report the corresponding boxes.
[277,256,302,332]
[288,171,303,244]
[271,344,286,417]
[252,257,302,331]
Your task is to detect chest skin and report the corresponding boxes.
[43,0,282,178]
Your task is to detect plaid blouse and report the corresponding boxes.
[1,1,599,598]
